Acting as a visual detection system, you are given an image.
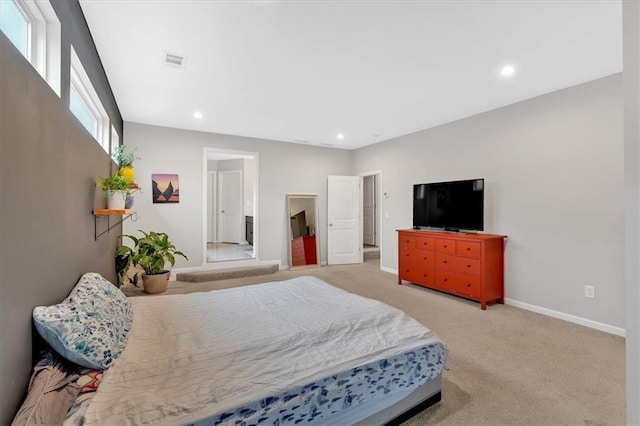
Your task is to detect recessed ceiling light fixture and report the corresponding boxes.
[336,133,344,140]
[500,65,515,77]
[193,112,203,119]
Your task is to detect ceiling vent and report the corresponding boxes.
[164,52,187,69]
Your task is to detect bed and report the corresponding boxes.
[23,274,447,425]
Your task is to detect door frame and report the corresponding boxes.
[202,147,259,267]
[358,170,383,260]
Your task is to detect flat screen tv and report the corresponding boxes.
[413,178,484,231]
[290,210,308,239]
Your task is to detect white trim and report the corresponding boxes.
[358,170,383,268]
[504,298,625,337]
[5,0,61,95]
[110,125,119,156]
[70,45,109,150]
[381,266,397,275]
[202,147,260,266]
[387,264,624,336]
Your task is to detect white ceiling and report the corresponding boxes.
[79,0,622,150]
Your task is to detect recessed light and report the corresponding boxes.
[193,112,203,119]
[336,133,344,140]
[500,65,515,77]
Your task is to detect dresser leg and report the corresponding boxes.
[398,277,402,285]
[498,297,504,304]
[481,301,487,310]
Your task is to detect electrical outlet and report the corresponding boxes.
[584,285,595,299]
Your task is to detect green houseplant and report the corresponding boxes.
[111,145,140,209]
[115,230,188,293]
[97,173,130,210]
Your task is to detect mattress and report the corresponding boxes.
[75,276,447,425]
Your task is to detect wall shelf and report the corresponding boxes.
[93,208,134,215]
[93,209,138,240]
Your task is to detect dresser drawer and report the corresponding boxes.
[456,240,481,258]
[436,270,481,298]
[414,236,435,251]
[435,239,455,254]
[399,235,415,250]
[408,250,435,265]
[436,254,481,275]
[399,263,434,286]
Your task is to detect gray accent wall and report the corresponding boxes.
[623,2,640,423]
[353,74,625,330]
[0,1,122,422]
[123,122,352,268]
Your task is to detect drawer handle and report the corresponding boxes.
[466,264,471,268]
[443,278,448,282]
[466,247,471,251]
[423,242,427,245]
[443,245,448,248]
[423,256,428,260]
[423,273,428,277]
[443,260,448,264]
[465,282,471,287]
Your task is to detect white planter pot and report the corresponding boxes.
[107,190,127,210]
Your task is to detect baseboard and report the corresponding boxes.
[380,265,624,337]
[381,266,397,275]
[504,298,625,337]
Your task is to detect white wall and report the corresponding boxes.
[123,122,352,267]
[353,74,624,330]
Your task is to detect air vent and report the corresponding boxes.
[164,52,187,69]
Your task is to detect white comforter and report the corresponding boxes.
[81,276,444,425]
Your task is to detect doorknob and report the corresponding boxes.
[329,223,333,227]
[221,210,225,213]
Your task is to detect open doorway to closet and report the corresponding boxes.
[204,148,257,263]
[361,172,381,263]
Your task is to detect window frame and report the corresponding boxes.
[69,45,110,151]
[0,0,61,95]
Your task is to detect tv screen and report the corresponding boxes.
[290,210,307,239]
[413,179,484,231]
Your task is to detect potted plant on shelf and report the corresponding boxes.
[97,173,130,210]
[112,145,139,183]
[112,145,140,209]
[115,230,188,294]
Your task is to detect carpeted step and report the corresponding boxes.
[176,264,278,283]
[364,250,380,260]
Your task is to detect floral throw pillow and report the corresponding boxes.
[33,273,132,370]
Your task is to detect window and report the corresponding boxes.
[70,46,110,151]
[0,0,30,58]
[110,125,120,156]
[0,0,61,95]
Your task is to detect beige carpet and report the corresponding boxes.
[144,259,625,425]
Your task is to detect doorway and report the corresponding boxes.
[203,148,258,264]
[361,171,382,263]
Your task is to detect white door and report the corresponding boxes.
[218,170,242,243]
[328,175,362,265]
[363,175,376,246]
